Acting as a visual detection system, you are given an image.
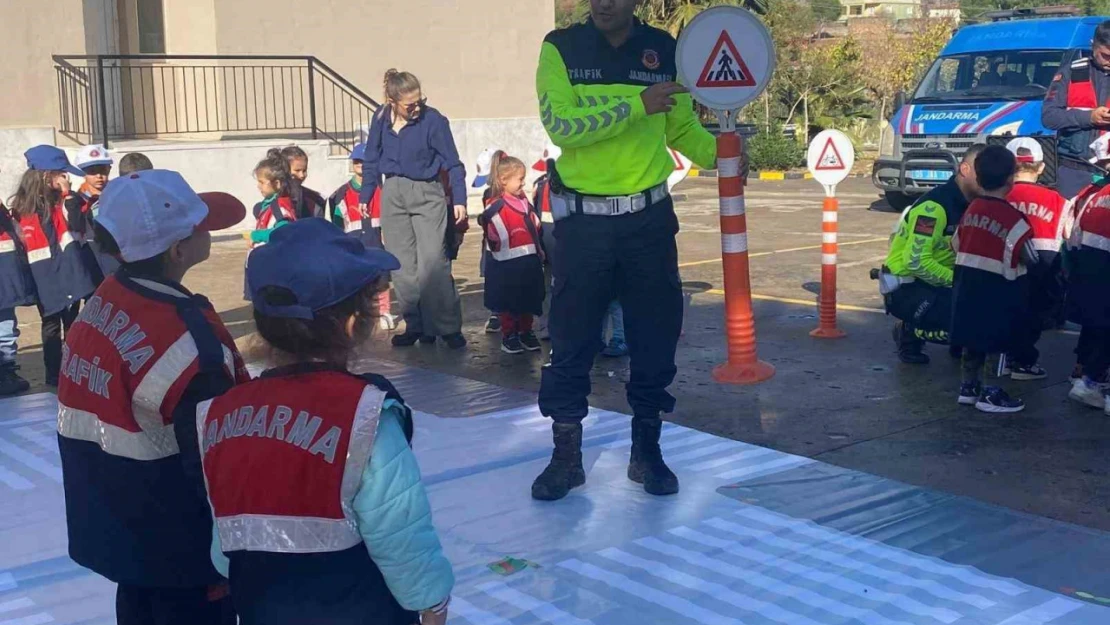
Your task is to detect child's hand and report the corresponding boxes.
[358,203,369,219]
[53,173,71,197]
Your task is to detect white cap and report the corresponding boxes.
[1005,137,1043,164]
[96,170,245,262]
[73,145,113,170]
[1091,134,1110,164]
[472,148,495,188]
[533,143,562,172]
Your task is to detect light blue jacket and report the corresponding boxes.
[212,399,454,611]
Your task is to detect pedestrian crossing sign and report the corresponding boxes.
[814,137,846,171]
[696,32,756,88]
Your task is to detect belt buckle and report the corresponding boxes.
[608,195,633,215]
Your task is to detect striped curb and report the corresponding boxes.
[689,169,870,181]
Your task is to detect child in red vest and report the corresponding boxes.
[1002,138,1065,381]
[249,149,297,247]
[951,145,1038,413]
[479,152,545,355]
[329,143,397,330]
[280,145,325,219]
[532,143,559,341]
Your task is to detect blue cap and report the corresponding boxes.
[350,143,367,162]
[247,219,400,320]
[25,145,83,176]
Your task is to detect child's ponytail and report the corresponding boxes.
[487,150,508,199]
[255,148,293,197]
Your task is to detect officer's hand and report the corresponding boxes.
[1091,106,1110,126]
[357,203,369,219]
[641,82,688,116]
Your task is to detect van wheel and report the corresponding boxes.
[884,191,915,212]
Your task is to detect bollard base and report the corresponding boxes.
[713,360,775,385]
[810,327,847,339]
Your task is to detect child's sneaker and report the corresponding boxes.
[378,313,398,331]
[501,334,525,354]
[601,338,629,358]
[519,331,542,352]
[485,315,501,334]
[975,387,1025,413]
[1069,377,1106,409]
[958,382,981,406]
[1009,363,1047,381]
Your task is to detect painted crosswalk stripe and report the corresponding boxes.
[0,465,33,491]
[635,536,916,625]
[598,547,827,625]
[476,582,593,625]
[0,614,53,625]
[0,599,33,614]
[0,439,61,482]
[0,573,14,592]
[715,455,813,481]
[994,597,1083,624]
[687,448,777,472]
[13,428,57,454]
[451,596,514,625]
[705,518,994,609]
[665,441,742,464]
[476,405,541,420]
[604,429,713,451]
[670,526,961,623]
[559,559,743,625]
[735,506,1027,596]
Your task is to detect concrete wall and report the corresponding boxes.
[0,0,88,129]
[0,128,57,203]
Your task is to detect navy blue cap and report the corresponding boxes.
[25,145,83,176]
[350,142,367,162]
[247,219,400,320]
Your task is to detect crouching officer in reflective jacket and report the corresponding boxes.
[198,219,454,625]
[882,144,984,364]
[56,170,250,625]
[531,0,723,500]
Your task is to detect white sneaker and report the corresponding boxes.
[1068,377,1105,409]
[379,313,398,331]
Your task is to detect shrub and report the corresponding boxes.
[746,125,805,172]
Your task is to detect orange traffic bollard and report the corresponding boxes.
[712,132,775,385]
[810,196,847,339]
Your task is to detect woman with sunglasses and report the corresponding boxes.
[358,69,467,350]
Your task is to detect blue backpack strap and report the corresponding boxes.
[359,372,414,444]
[175,294,232,382]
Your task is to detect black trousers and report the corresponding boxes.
[539,197,682,422]
[116,584,235,625]
[42,302,80,381]
[1077,326,1110,378]
[887,281,952,346]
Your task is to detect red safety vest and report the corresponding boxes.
[953,197,1033,281]
[534,178,553,224]
[481,196,543,262]
[369,187,383,228]
[1005,181,1067,253]
[57,274,250,460]
[1066,58,1107,109]
[1071,182,1110,251]
[332,183,369,234]
[253,197,297,248]
[198,371,386,553]
[19,204,76,266]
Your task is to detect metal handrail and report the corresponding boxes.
[52,54,380,153]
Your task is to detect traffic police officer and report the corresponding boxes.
[531,0,721,501]
[1043,20,1110,198]
[883,144,984,364]
[56,170,249,624]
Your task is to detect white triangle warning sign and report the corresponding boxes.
[670,148,686,171]
[814,137,846,171]
[696,31,757,88]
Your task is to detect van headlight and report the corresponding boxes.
[879,121,895,158]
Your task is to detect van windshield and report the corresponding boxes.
[911,49,1067,102]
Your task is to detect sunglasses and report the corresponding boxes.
[398,98,427,113]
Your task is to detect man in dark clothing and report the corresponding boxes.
[1042,20,1110,198]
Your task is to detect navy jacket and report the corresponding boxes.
[1043,56,1110,164]
[0,204,36,310]
[360,106,467,206]
[21,206,96,316]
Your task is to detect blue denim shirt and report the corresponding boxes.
[360,106,467,207]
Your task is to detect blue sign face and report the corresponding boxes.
[909,169,955,182]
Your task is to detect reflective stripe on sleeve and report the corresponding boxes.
[58,402,177,461]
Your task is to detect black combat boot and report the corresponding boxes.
[628,417,679,496]
[892,321,929,365]
[0,364,29,396]
[531,422,586,501]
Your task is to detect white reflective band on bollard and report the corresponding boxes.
[822,212,838,223]
[718,156,742,178]
[719,195,746,217]
[822,232,837,244]
[822,253,837,265]
[722,232,749,254]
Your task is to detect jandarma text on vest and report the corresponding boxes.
[202,404,343,464]
[60,344,112,399]
[1012,202,1056,223]
[960,214,1011,239]
[73,295,156,374]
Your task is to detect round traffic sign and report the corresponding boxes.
[806,129,855,187]
[676,6,775,112]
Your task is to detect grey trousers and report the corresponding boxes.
[380,176,462,336]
